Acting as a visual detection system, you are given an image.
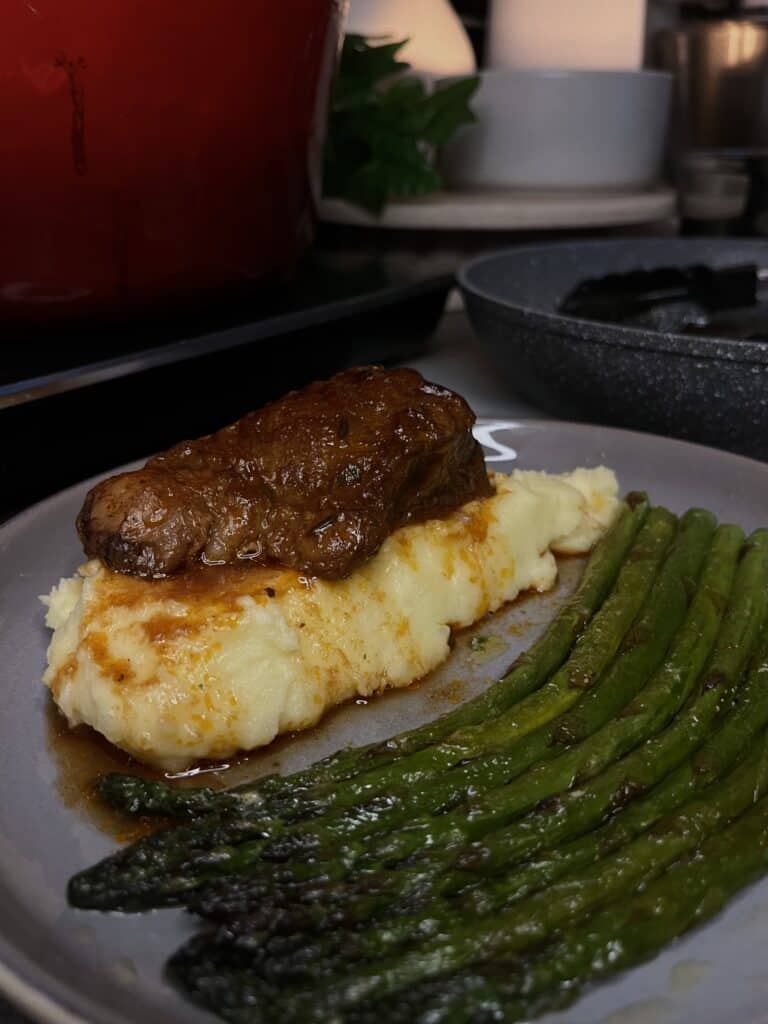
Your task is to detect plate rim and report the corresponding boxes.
[0,959,95,1024]
[1,416,767,1024]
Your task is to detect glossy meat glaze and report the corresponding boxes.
[77,367,493,579]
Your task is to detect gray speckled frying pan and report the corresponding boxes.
[458,238,768,460]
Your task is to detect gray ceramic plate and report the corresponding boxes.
[2,420,768,1024]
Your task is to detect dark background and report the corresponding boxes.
[451,0,488,60]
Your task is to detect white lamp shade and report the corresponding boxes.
[346,0,476,77]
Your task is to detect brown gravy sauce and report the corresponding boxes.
[46,699,346,841]
[46,702,162,843]
[48,557,584,840]
[46,667,476,842]
[97,560,298,614]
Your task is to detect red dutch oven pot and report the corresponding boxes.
[1,1,342,321]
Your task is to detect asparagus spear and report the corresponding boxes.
[97,496,649,821]
[347,739,768,1024]
[433,504,676,752]
[344,523,745,862]
[205,554,768,977]
[189,529,767,985]
[186,522,748,929]
[493,778,768,1024]
[171,625,768,1023]
[169,731,768,1022]
[182,522,746,902]
[204,636,768,921]
[462,603,768,909]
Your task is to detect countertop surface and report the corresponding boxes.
[405,304,544,420]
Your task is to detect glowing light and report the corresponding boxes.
[487,0,647,72]
[346,0,476,78]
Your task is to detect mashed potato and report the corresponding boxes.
[42,468,618,770]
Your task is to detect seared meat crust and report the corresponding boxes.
[77,367,492,579]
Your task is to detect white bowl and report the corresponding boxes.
[439,69,672,191]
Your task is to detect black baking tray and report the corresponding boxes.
[1,247,453,521]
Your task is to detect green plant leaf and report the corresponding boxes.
[332,34,409,112]
[323,33,479,214]
[418,77,479,146]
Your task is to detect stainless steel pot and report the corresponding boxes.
[655,18,768,150]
